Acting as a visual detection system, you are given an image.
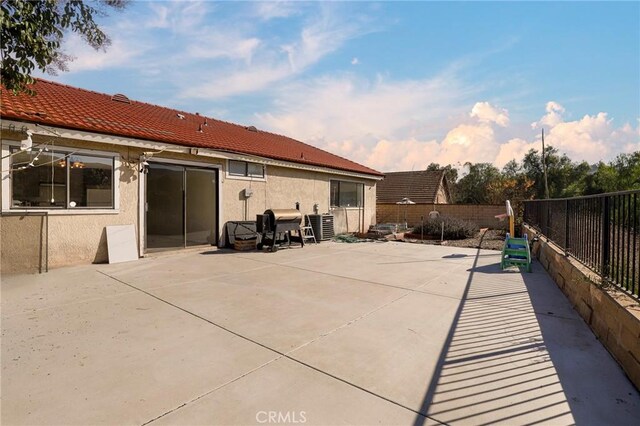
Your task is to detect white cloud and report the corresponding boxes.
[532,101,565,129]
[257,87,639,172]
[470,101,509,127]
[255,72,473,149]
[351,57,359,65]
[438,123,500,165]
[254,72,485,171]
[63,32,144,72]
[255,1,300,20]
[543,111,636,163]
[146,1,209,32]
[182,4,371,99]
[495,138,538,168]
[187,36,262,64]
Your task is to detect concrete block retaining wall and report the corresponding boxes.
[524,224,640,390]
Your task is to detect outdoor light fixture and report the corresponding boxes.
[139,157,150,173]
[20,130,33,151]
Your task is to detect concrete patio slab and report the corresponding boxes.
[2,281,277,425]
[100,251,273,291]
[290,290,462,410]
[0,264,135,317]
[150,266,407,352]
[2,241,638,425]
[153,357,433,426]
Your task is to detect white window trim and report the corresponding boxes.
[1,140,121,214]
[225,159,267,182]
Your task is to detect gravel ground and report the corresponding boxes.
[404,229,506,251]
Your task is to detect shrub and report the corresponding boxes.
[412,216,479,240]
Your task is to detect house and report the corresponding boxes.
[376,170,451,224]
[0,79,382,272]
[377,170,451,204]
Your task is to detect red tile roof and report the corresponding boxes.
[1,79,382,177]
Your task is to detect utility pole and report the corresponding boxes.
[541,128,550,199]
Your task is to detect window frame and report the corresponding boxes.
[2,140,120,214]
[225,159,266,181]
[330,179,364,208]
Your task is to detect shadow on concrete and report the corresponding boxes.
[411,248,615,425]
[379,253,500,266]
[199,249,241,256]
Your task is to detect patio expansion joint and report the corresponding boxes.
[100,262,278,293]
[96,269,451,426]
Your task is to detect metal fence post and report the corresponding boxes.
[564,199,569,255]
[601,195,610,280]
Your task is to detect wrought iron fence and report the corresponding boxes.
[523,190,639,299]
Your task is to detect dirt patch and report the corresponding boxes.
[403,229,506,251]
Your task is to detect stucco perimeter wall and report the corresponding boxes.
[523,225,640,390]
[1,136,142,273]
[376,203,507,229]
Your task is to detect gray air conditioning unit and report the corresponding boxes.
[307,214,334,241]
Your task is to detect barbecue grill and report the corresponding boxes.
[256,209,304,252]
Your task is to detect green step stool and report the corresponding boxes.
[501,233,532,273]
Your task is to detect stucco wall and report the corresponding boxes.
[222,165,330,222]
[2,134,378,273]
[0,215,46,274]
[1,135,142,272]
[223,165,377,236]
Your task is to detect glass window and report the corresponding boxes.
[11,149,68,208]
[10,147,114,209]
[330,180,363,207]
[330,180,340,207]
[228,160,246,176]
[247,162,264,178]
[228,160,264,178]
[69,155,114,208]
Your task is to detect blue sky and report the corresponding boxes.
[43,1,639,171]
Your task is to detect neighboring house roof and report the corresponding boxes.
[0,79,382,177]
[377,170,450,203]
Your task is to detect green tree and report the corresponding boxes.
[522,146,590,198]
[500,160,536,202]
[1,0,127,93]
[456,162,503,204]
[586,152,640,194]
